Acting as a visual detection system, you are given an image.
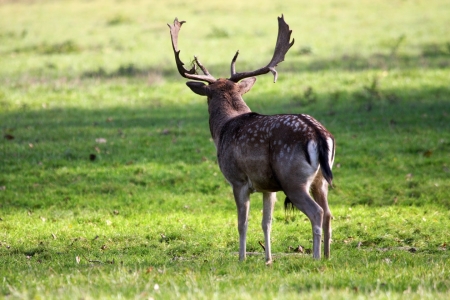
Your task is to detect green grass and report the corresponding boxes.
[1,0,449,299]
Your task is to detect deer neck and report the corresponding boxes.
[208,94,251,147]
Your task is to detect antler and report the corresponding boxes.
[229,15,294,83]
[168,18,216,83]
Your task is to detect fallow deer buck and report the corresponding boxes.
[168,15,335,264]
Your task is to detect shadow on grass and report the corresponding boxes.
[1,84,449,210]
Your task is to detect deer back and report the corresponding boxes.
[217,113,335,192]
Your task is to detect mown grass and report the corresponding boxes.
[1,0,449,299]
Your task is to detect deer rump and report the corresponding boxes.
[217,112,334,193]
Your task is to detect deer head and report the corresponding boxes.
[168,15,294,144]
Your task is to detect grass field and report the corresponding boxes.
[1,0,449,299]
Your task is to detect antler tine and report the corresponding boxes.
[168,18,216,83]
[230,50,239,76]
[194,56,211,76]
[229,15,294,83]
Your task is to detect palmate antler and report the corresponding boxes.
[229,15,294,83]
[167,18,216,83]
[168,15,294,83]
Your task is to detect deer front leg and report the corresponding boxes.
[262,192,276,265]
[322,207,332,259]
[233,184,251,261]
[311,178,332,259]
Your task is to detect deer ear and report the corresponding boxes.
[186,81,209,96]
[238,77,256,95]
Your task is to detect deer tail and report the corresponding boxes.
[317,134,334,186]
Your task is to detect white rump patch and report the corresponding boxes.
[307,140,319,170]
[327,137,335,167]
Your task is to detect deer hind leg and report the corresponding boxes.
[285,188,324,259]
[233,184,251,261]
[311,175,332,259]
[262,192,276,264]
